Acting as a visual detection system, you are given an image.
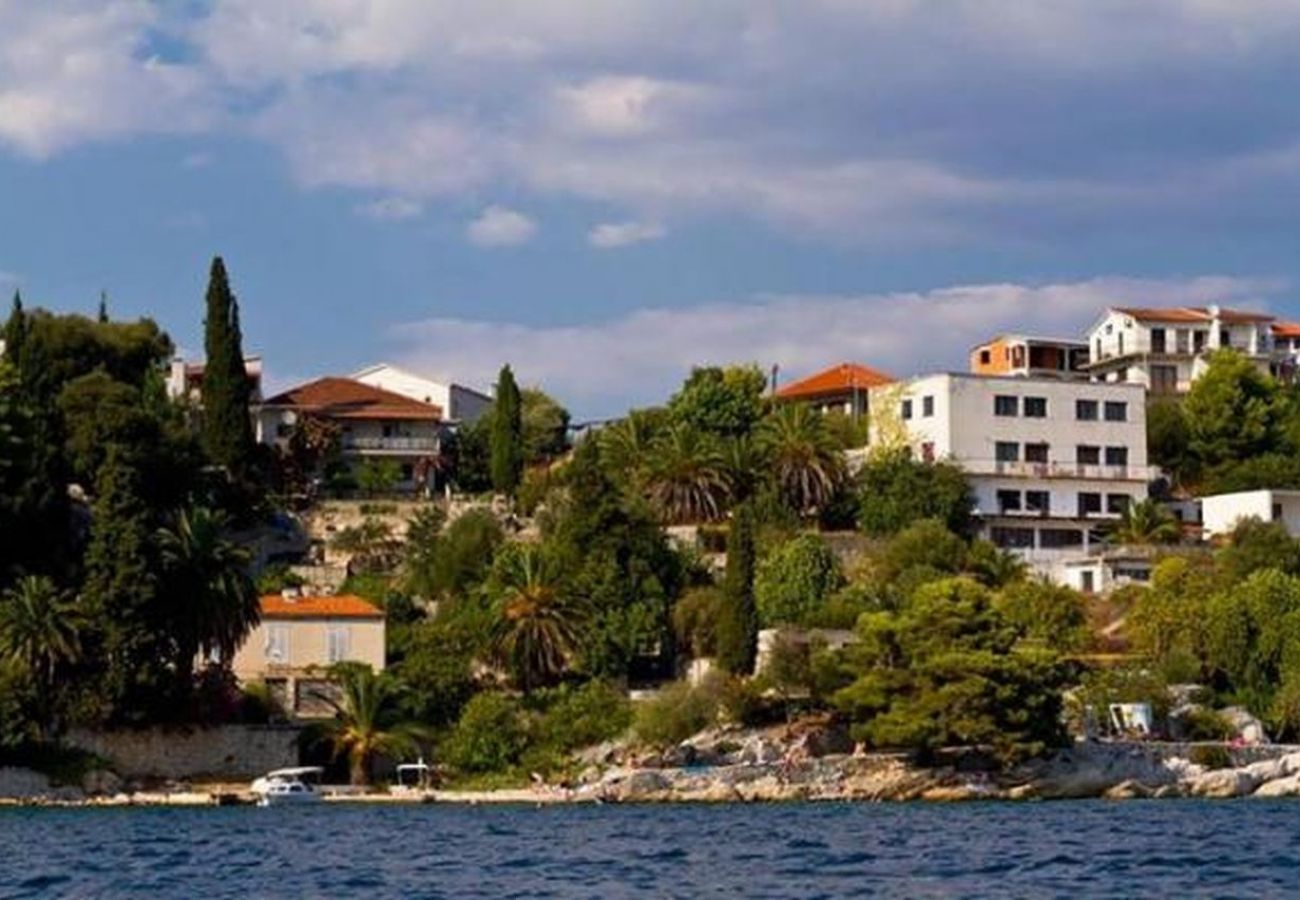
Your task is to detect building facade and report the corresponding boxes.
[869,373,1153,557]
[231,592,386,718]
[352,363,492,424]
[1202,489,1300,538]
[166,355,264,404]
[774,362,894,418]
[1084,305,1277,394]
[969,335,1089,380]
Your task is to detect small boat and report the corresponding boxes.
[251,767,324,806]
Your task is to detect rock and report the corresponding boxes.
[0,767,51,800]
[735,736,783,766]
[1220,706,1270,745]
[1152,784,1185,799]
[1254,775,1300,798]
[1187,768,1259,798]
[803,723,855,758]
[81,769,123,796]
[1103,779,1154,800]
[617,771,671,800]
[920,782,1000,802]
[573,741,626,768]
[1006,784,1039,801]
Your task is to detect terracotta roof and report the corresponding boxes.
[1273,321,1300,338]
[261,377,442,420]
[1112,306,1274,324]
[776,362,895,399]
[260,593,384,619]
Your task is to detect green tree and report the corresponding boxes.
[757,404,844,516]
[0,576,82,733]
[1110,498,1182,545]
[356,459,401,496]
[1184,348,1283,472]
[716,503,759,674]
[994,580,1091,652]
[667,365,767,438]
[521,388,570,463]
[877,519,969,583]
[442,691,529,775]
[857,449,973,537]
[754,534,844,627]
[1146,399,1194,485]
[306,665,424,785]
[644,423,731,524]
[488,544,588,692]
[1218,518,1300,584]
[422,509,503,601]
[1126,556,1217,681]
[490,365,524,495]
[392,611,487,727]
[200,257,257,478]
[599,408,668,487]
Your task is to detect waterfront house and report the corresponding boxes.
[1202,489,1300,539]
[231,591,386,718]
[774,362,894,419]
[969,334,1089,380]
[352,362,492,424]
[868,373,1153,562]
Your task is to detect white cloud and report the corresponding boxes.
[588,221,667,248]
[466,205,538,247]
[385,275,1281,417]
[356,197,424,222]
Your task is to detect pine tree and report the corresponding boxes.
[716,501,758,674]
[97,291,109,323]
[200,257,256,477]
[490,364,524,496]
[3,291,26,365]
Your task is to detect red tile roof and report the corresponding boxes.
[776,362,895,399]
[1273,322,1300,338]
[1113,306,1274,324]
[260,593,384,619]
[262,377,442,421]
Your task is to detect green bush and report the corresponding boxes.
[672,587,726,657]
[634,677,725,747]
[534,680,632,753]
[754,534,844,628]
[442,692,529,774]
[1189,744,1233,770]
[1181,708,1235,742]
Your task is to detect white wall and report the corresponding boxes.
[1203,490,1300,537]
[353,364,492,423]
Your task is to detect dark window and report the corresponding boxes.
[1105,446,1129,466]
[1077,445,1100,465]
[1023,396,1048,418]
[979,349,991,364]
[922,395,934,417]
[995,441,1019,462]
[1076,399,1098,421]
[1194,330,1207,352]
[1151,365,1178,394]
[1025,490,1051,513]
[1025,443,1049,463]
[901,399,913,420]
[1040,529,1083,548]
[1274,503,1284,522]
[1151,328,1166,354]
[994,395,1018,417]
[991,526,1035,549]
[1078,492,1102,516]
[1118,333,1125,355]
[1107,494,1131,514]
[997,490,1022,512]
[1104,401,1127,422]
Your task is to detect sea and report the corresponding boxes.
[1,800,1296,898]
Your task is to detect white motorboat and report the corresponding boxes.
[251,767,324,806]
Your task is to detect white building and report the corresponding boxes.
[352,363,492,424]
[1054,548,1156,595]
[1202,489,1300,538]
[1084,305,1277,394]
[166,355,264,404]
[868,373,1153,558]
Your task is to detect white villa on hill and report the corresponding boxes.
[352,363,492,424]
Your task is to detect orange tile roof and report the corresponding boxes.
[1273,321,1300,338]
[262,377,442,421]
[1113,306,1274,324]
[260,593,385,619]
[776,362,895,399]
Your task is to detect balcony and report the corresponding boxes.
[341,435,440,454]
[965,459,1156,481]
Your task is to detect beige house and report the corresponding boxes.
[232,592,386,718]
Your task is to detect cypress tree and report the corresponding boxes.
[489,364,523,495]
[716,501,759,674]
[3,291,26,365]
[97,291,109,323]
[200,257,256,477]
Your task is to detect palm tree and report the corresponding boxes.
[1111,499,1182,545]
[489,545,588,693]
[600,409,664,486]
[0,575,82,731]
[307,665,424,785]
[757,404,844,515]
[156,506,259,681]
[644,423,731,524]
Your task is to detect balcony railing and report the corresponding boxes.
[342,435,440,452]
[965,459,1155,481]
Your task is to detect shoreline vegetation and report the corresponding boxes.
[11,260,1300,804]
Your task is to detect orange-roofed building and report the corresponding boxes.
[970,335,1089,381]
[256,376,446,494]
[231,591,386,717]
[775,362,894,418]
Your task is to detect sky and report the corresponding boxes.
[4,1,1300,419]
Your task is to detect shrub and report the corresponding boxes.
[442,692,529,774]
[1189,744,1232,770]
[634,677,725,747]
[672,587,727,657]
[534,681,632,753]
[1180,707,1235,742]
[754,534,844,628]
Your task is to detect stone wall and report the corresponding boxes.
[66,725,302,780]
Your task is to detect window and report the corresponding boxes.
[979,349,991,365]
[922,395,934,417]
[901,399,913,420]
[327,626,351,664]
[1107,494,1132,515]
[1025,490,1051,514]
[1105,446,1129,466]
[1151,327,1166,354]
[1274,503,1284,522]
[265,626,289,663]
[995,441,1019,462]
[1024,442,1049,463]
[1175,329,1190,353]
[1118,333,1125,354]
[1078,492,1102,516]
[1104,401,1127,422]
[997,490,1022,512]
[1076,445,1100,465]
[1194,330,1207,352]
[1076,399,1098,421]
[1151,365,1178,394]
[1040,529,1083,548]
[276,422,294,438]
[991,526,1035,549]
[1023,397,1047,418]
[1081,571,1096,594]
[994,395,1019,417]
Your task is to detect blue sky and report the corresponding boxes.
[4,2,1300,418]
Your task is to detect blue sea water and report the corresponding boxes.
[0,800,1296,898]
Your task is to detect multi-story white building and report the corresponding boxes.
[1084,305,1277,394]
[868,373,1153,557]
[352,363,492,424]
